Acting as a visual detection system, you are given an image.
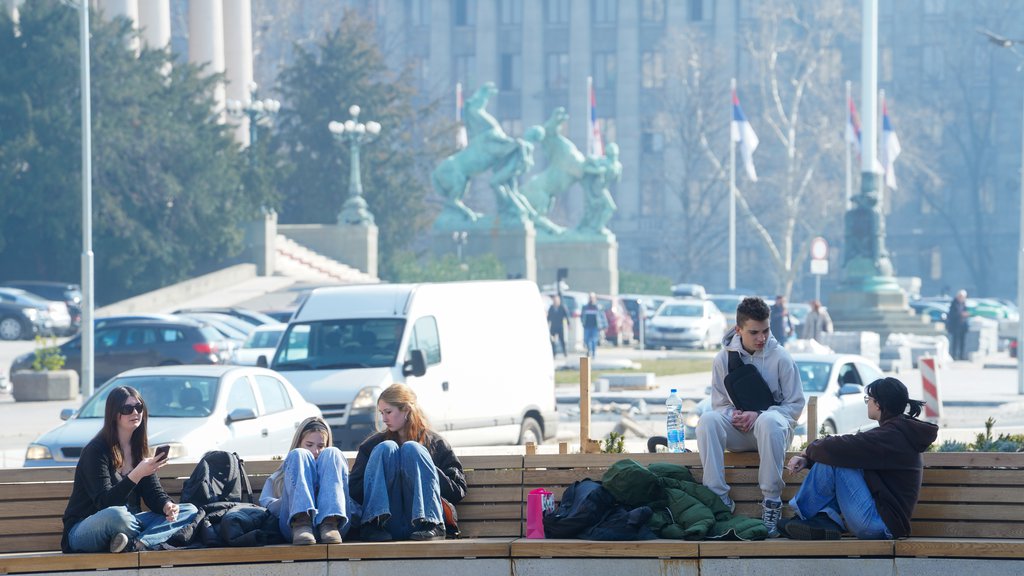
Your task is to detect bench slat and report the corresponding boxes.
[910,521,1024,538]
[913,503,1024,521]
[327,538,514,560]
[459,521,521,538]
[699,539,894,557]
[0,550,138,573]
[512,538,699,558]
[139,544,327,567]
[455,504,521,522]
[896,537,1024,558]
[0,534,62,554]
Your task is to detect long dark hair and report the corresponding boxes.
[865,377,925,420]
[98,386,150,470]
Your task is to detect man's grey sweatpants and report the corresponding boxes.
[696,410,794,501]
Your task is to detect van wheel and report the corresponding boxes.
[518,417,543,445]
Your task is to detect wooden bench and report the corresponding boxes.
[0,452,1022,575]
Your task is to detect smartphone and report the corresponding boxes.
[154,445,170,461]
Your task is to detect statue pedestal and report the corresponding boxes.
[829,281,943,342]
[278,223,378,278]
[536,236,618,295]
[431,220,537,282]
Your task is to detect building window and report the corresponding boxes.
[688,0,703,21]
[455,55,476,86]
[642,130,664,153]
[408,0,430,26]
[642,50,665,88]
[923,45,945,81]
[593,52,616,89]
[546,0,570,24]
[454,0,476,26]
[640,182,663,216]
[499,0,522,25]
[500,53,521,90]
[546,52,569,90]
[592,0,616,24]
[641,0,665,23]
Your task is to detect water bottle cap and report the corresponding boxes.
[670,388,677,393]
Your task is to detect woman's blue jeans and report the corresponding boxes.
[789,464,892,539]
[67,503,199,552]
[361,440,443,540]
[276,447,357,541]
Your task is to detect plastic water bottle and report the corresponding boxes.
[665,388,684,453]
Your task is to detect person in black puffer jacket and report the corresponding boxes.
[349,384,467,542]
[781,377,938,540]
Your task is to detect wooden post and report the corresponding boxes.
[807,395,818,443]
[525,442,537,456]
[579,356,592,453]
[558,442,568,455]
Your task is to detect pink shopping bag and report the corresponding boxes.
[526,488,555,539]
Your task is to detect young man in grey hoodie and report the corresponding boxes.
[696,297,805,537]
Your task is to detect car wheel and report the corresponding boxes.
[821,420,837,437]
[518,416,543,445]
[0,316,24,341]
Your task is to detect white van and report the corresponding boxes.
[268,280,559,450]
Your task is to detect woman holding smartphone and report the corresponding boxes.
[61,386,198,553]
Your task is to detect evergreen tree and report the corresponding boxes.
[0,1,262,303]
[272,12,447,279]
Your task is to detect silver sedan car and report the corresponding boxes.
[24,365,321,467]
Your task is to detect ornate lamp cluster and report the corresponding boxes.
[328,105,381,225]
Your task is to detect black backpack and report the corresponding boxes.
[724,351,779,412]
[542,479,618,539]
[181,451,254,507]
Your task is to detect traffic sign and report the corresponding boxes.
[811,237,828,260]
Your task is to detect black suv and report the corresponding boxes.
[0,301,48,340]
[10,318,228,385]
[1,281,82,334]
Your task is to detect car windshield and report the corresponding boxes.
[77,375,220,418]
[245,328,283,349]
[659,304,702,317]
[272,318,405,370]
[797,361,832,393]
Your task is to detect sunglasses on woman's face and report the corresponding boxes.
[119,403,145,415]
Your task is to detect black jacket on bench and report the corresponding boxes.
[61,436,171,552]
[803,414,938,538]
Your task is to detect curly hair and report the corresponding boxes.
[736,296,771,327]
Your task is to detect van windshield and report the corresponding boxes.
[272,318,405,370]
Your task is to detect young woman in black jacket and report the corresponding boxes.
[781,377,938,540]
[348,383,467,542]
[61,386,198,553]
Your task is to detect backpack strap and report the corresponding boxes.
[234,452,254,504]
[727,350,744,373]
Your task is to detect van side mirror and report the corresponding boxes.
[256,355,268,368]
[226,407,257,423]
[403,349,427,377]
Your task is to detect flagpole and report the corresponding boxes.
[729,77,737,292]
[879,88,886,209]
[845,80,853,209]
[587,75,594,156]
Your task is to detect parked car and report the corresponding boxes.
[619,294,668,340]
[231,323,287,365]
[645,298,727,350]
[0,301,49,341]
[23,365,322,466]
[1,281,82,334]
[0,287,71,336]
[263,309,295,323]
[174,307,278,328]
[670,283,707,299]
[596,295,634,346]
[706,294,746,321]
[684,353,885,438]
[9,318,229,385]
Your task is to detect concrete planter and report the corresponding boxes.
[11,370,79,402]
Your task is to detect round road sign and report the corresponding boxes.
[811,237,828,260]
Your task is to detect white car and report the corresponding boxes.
[231,323,287,365]
[645,298,727,350]
[684,353,885,438]
[24,365,321,467]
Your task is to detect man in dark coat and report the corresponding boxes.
[947,290,969,361]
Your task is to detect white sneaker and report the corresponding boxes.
[761,499,784,538]
[109,532,129,554]
[721,495,736,514]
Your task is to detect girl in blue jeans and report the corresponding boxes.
[348,384,467,541]
[61,386,198,553]
[781,377,938,540]
[259,417,357,545]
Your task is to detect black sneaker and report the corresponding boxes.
[781,513,843,540]
[359,519,392,542]
[409,521,445,541]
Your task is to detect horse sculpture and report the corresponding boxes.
[521,107,587,226]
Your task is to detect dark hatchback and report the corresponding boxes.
[1,281,82,334]
[9,318,228,385]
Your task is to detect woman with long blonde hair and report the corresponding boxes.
[259,416,356,545]
[348,384,467,541]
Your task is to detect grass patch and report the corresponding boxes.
[555,358,712,385]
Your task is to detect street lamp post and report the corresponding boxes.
[979,28,1024,395]
[328,105,381,226]
[226,82,280,149]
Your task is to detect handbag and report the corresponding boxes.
[723,351,779,412]
[526,488,555,539]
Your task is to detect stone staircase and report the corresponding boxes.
[274,234,379,284]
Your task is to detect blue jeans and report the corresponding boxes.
[361,440,443,540]
[67,503,199,552]
[789,464,893,539]
[583,326,600,357]
[276,447,357,541]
